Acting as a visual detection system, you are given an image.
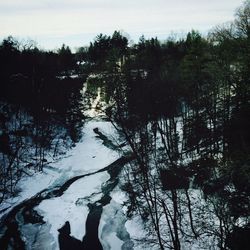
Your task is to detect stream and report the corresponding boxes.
[0,120,134,250]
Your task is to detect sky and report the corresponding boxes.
[0,0,244,50]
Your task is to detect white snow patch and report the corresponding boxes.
[36,171,109,249]
[84,87,101,117]
[106,233,124,250]
[50,120,119,175]
[125,217,146,243]
[111,187,127,205]
[99,187,136,250]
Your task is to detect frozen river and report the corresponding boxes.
[0,119,140,250]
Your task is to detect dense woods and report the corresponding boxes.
[0,1,249,249]
[0,38,85,204]
[82,2,250,249]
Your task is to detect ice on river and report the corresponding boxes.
[35,171,110,249]
[29,120,118,246]
[99,187,147,250]
[0,120,119,216]
[0,119,146,250]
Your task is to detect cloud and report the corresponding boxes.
[0,0,244,49]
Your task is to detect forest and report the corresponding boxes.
[0,1,249,250]
[0,39,85,202]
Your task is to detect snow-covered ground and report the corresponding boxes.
[0,85,229,250]
[0,121,220,249]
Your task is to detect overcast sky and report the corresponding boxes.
[0,0,244,50]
